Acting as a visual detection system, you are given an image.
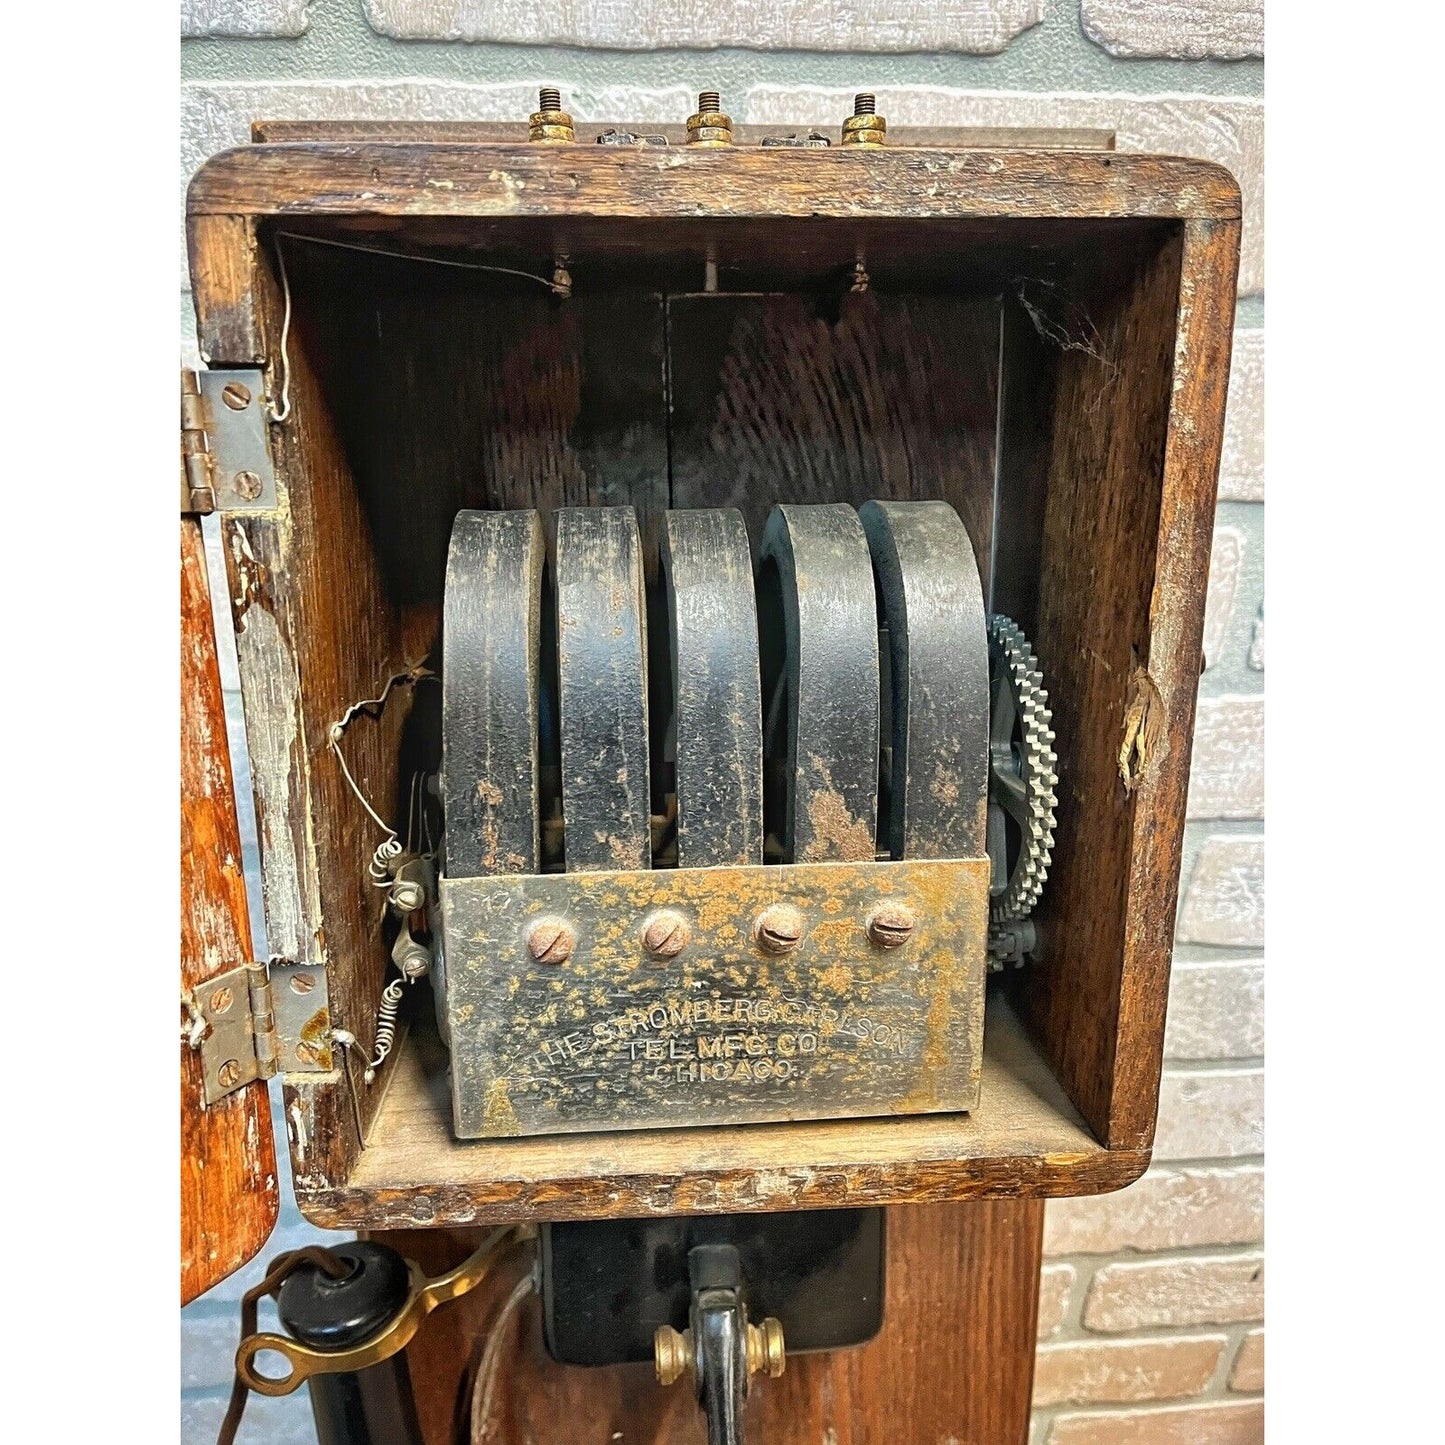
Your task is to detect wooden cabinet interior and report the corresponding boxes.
[188,139,1239,1229]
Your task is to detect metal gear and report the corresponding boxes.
[986,616,1058,943]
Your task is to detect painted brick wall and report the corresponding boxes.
[180,6,1264,1441]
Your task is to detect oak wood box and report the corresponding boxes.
[186,124,1240,1233]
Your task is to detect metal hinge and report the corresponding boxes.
[187,961,279,1105]
[181,370,215,515]
[180,366,278,515]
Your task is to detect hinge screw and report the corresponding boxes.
[755,903,805,954]
[842,93,886,147]
[234,470,263,501]
[209,986,235,1014]
[530,86,575,144]
[687,91,733,147]
[289,972,317,995]
[527,917,576,965]
[217,1059,242,1090]
[221,381,252,411]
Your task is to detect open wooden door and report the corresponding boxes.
[181,506,279,1304]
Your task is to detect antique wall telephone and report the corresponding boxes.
[181,89,1241,1445]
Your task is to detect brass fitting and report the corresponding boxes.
[654,1318,786,1386]
[687,90,733,147]
[841,92,886,147]
[529,86,575,144]
[748,1317,787,1378]
[654,1325,691,1386]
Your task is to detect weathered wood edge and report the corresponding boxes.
[187,212,266,367]
[187,144,1241,222]
[295,1145,1151,1230]
[181,516,279,1302]
[1109,215,1241,1150]
[208,226,409,1196]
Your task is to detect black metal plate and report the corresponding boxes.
[540,1210,886,1366]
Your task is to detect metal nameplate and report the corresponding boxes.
[440,857,989,1139]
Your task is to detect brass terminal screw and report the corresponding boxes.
[755,903,805,955]
[526,917,576,965]
[642,909,691,959]
[747,1317,786,1378]
[841,93,886,147]
[655,1325,693,1386]
[687,90,733,147]
[529,86,575,144]
[866,901,915,948]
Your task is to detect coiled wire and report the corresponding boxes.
[365,977,406,1084]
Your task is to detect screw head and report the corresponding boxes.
[208,986,234,1015]
[391,881,426,913]
[527,917,576,965]
[234,470,264,500]
[642,909,691,959]
[217,1059,242,1090]
[289,972,316,995]
[866,901,915,948]
[755,903,805,954]
[221,381,252,410]
[295,1040,322,1066]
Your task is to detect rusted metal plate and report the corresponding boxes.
[556,507,652,870]
[860,500,990,860]
[662,509,763,868]
[757,504,880,863]
[440,856,988,1139]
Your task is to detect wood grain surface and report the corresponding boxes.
[189,144,1239,223]
[300,999,1144,1229]
[181,515,278,1302]
[371,1197,1043,1445]
[1012,218,1240,1150]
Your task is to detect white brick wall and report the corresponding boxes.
[181,0,311,37]
[362,0,1045,51]
[180,8,1264,1442]
[1081,0,1264,60]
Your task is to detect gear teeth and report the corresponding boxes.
[987,614,1059,928]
